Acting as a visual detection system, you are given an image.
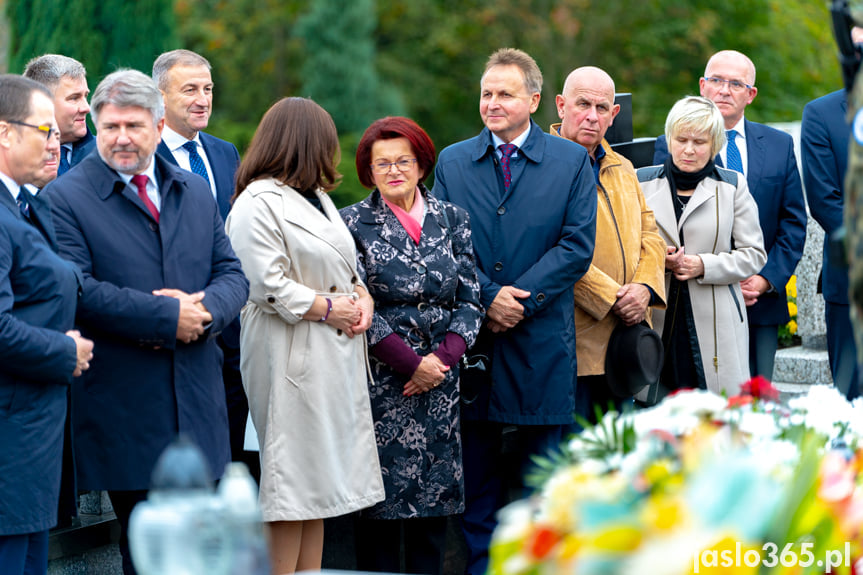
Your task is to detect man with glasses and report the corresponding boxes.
[24,54,95,176]
[0,74,94,575]
[654,50,806,382]
[434,48,596,575]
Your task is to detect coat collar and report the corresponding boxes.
[470,119,546,164]
[355,183,445,261]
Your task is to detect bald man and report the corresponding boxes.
[551,66,666,418]
[654,50,806,383]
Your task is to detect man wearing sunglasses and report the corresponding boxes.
[654,50,807,384]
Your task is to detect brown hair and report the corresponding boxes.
[355,116,435,189]
[483,48,542,95]
[234,97,341,200]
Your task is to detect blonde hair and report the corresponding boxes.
[664,96,726,158]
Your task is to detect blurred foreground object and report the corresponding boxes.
[128,437,269,575]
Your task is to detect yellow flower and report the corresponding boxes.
[786,275,797,298]
[788,320,797,335]
[787,301,798,318]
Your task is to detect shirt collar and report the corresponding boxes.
[491,123,531,151]
[116,159,159,190]
[0,170,21,201]
[728,115,746,141]
[162,125,201,152]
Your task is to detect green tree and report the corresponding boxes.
[7,0,177,81]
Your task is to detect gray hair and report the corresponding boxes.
[23,54,87,92]
[483,48,543,95]
[91,69,164,126]
[0,75,52,122]
[664,96,726,158]
[152,49,211,91]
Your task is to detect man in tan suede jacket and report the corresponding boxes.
[551,66,666,419]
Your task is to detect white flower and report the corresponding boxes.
[789,386,855,440]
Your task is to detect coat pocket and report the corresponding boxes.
[728,284,744,323]
[284,320,310,388]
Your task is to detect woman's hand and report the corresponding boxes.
[673,254,705,281]
[665,245,684,271]
[324,295,362,336]
[403,355,450,396]
[351,288,374,335]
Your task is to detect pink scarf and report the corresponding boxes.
[383,188,424,244]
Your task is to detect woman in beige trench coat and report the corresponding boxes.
[226,97,384,574]
[637,96,766,400]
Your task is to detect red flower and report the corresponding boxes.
[527,525,560,559]
[739,375,780,401]
[727,395,754,408]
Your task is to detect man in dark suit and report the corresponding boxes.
[801,88,857,398]
[0,74,93,575]
[152,49,239,221]
[42,69,248,575]
[654,50,807,381]
[23,54,96,175]
[152,49,249,469]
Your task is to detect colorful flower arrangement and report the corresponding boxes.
[489,379,863,574]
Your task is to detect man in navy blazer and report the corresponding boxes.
[434,48,596,575]
[152,49,249,470]
[43,69,248,575]
[24,54,96,175]
[801,88,857,398]
[152,49,240,221]
[0,74,93,575]
[654,50,807,381]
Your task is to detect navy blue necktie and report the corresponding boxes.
[182,141,211,187]
[726,130,743,174]
[499,143,517,190]
[58,146,71,176]
[17,193,30,220]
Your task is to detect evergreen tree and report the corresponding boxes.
[7,0,178,82]
[295,0,403,135]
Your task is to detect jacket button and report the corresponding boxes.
[416,264,427,275]
[419,341,429,350]
[149,222,158,232]
[537,293,546,302]
[337,329,343,336]
[351,276,358,284]
[417,302,428,312]
[494,262,503,272]
[267,295,276,303]
[329,286,337,293]
[497,206,506,215]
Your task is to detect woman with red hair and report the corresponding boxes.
[341,117,483,574]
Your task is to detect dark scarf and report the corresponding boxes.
[665,156,717,194]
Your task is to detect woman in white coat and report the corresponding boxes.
[226,97,384,574]
[637,96,766,400]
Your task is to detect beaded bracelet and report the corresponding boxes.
[319,297,332,322]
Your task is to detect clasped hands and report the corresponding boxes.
[612,283,650,326]
[311,290,374,338]
[403,353,450,397]
[740,275,769,306]
[153,288,212,344]
[487,285,531,333]
[66,330,94,377]
[665,246,704,282]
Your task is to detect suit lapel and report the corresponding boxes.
[743,120,765,197]
[199,134,232,219]
[644,178,681,248]
[22,188,58,249]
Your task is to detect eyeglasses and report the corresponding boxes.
[703,77,752,93]
[7,120,60,142]
[371,158,417,174]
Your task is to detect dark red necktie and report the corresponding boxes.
[132,174,159,222]
[499,143,517,190]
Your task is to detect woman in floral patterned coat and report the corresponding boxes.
[340,117,483,574]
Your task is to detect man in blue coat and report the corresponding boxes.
[0,74,93,575]
[434,48,596,575]
[43,69,248,575]
[801,88,857,398]
[23,54,96,175]
[151,49,250,470]
[654,50,806,381]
